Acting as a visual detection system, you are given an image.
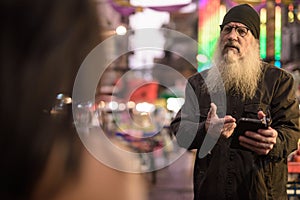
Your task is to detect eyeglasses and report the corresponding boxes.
[221,25,250,37]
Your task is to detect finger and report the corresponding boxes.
[224,115,236,123]
[221,124,236,138]
[239,141,272,155]
[208,103,217,118]
[257,127,277,138]
[241,138,274,149]
[240,134,275,148]
[227,122,237,130]
[257,110,265,120]
[245,129,277,143]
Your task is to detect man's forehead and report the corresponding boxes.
[225,22,247,27]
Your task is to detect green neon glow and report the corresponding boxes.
[260,24,267,59]
[198,17,220,71]
[274,6,281,62]
[197,0,220,72]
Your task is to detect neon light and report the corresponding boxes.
[260,8,267,59]
[288,11,294,23]
[219,4,226,24]
[288,3,294,23]
[260,24,267,59]
[198,0,220,71]
[274,60,281,68]
[297,4,300,21]
[274,5,281,63]
[260,7,267,24]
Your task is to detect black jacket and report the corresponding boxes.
[170,63,300,200]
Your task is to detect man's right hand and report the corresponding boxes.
[205,103,236,138]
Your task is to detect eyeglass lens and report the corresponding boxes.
[222,26,249,37]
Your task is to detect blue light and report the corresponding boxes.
[274,60,281,68]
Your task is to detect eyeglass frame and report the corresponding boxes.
[220,24,250,37]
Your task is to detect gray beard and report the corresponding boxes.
[205,39,262,101]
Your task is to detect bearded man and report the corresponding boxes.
[170,4,300,200]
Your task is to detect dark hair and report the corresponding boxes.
[0,0,100,199]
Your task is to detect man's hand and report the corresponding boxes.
[205,103,236,138]
[239,111,277,155]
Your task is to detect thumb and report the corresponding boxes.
[257,110,265,120]
[208,103,218,119]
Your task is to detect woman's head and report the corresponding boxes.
[0,0,100,199]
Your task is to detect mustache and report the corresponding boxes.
[223,41,240,52]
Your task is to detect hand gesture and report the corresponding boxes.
[205,103,236,138]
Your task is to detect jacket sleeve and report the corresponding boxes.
[170,77,208,150]
[268,70,300,162]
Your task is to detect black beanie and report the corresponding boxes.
[220,4,260,39]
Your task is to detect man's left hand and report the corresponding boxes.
[238,111,277,155]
